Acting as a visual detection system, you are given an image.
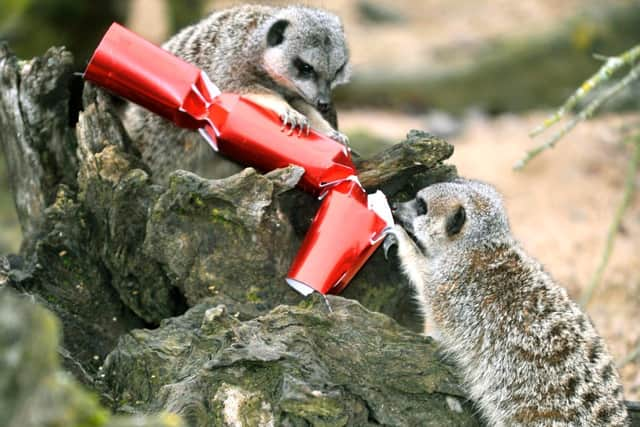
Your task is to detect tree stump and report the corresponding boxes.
[2,43,638,427]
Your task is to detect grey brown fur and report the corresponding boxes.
[388,179,629,426]
[124,4,351,182]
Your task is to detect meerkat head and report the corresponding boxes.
[394,180,511,258]
[261,6,351,114]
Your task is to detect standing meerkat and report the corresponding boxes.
[124,4,351,181]
[386,179,629,426]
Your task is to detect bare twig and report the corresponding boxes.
[580,135,640,307]
[515,61,640,170]
[529,44,640,138]
[617,341,640,369]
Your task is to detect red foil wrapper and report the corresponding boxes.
[84,22,216,129]
[84,23,393,296]
[286,180,390,295]
[203,94,355,194]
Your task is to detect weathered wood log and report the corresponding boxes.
[0,44,77,242]
[2,43,638,427]
[0,44,472,425]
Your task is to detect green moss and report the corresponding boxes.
[246,286,263,304]
[296,298,316,310]
[192,195,204,207]
[61,255,72,268]
[210,207,238,228]
[280,395,348,426]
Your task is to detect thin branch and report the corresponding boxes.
[580,135,640,308]
[529,44,640,138]
[617,342,640,369]
[515,61,640,170]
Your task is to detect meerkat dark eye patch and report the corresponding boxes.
[416,198,428,216]
[445,205,466,236]
[267,19,289,46]
[294,58,316,78]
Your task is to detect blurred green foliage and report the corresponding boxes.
[167,0,206,33]
[0,0,128,65]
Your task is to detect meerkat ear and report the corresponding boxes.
[267,19,289,47]
[446,205,466,237]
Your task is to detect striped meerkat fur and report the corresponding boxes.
[388,179,629,426]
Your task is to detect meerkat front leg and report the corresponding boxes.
[387,225,427,293]
[290,99,349,147]
[385,225,436,336]
[241,92,310,135]
[242,91,349,147]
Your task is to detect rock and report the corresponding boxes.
[0,287,183,427]
[101,294,480,426]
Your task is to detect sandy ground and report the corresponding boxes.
[341,109,640,400]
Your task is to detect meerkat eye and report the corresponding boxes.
[445,205,466,237]
[294,58,316,78]
[416,198,427,216]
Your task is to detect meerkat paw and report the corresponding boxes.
[383,229,399,260]
[280,108,310,136]
[327,129,350,148]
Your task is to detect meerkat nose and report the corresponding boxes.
[317,100,330,113]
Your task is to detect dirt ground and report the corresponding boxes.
[341,109,640,400]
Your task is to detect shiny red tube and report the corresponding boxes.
[84,23,392,295]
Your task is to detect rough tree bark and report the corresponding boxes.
[1,45,638,426]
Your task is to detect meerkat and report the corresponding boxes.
[385,179,629,426]
[124,4,351,182]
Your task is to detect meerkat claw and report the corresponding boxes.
[328,129,350,149]
[280,109,309,137]
[383,232,398,260]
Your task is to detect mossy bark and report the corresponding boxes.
[101,295,479,426]
[0,287,184,427]
[0,43,475,426]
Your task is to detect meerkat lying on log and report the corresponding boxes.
[124,4,351,181]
